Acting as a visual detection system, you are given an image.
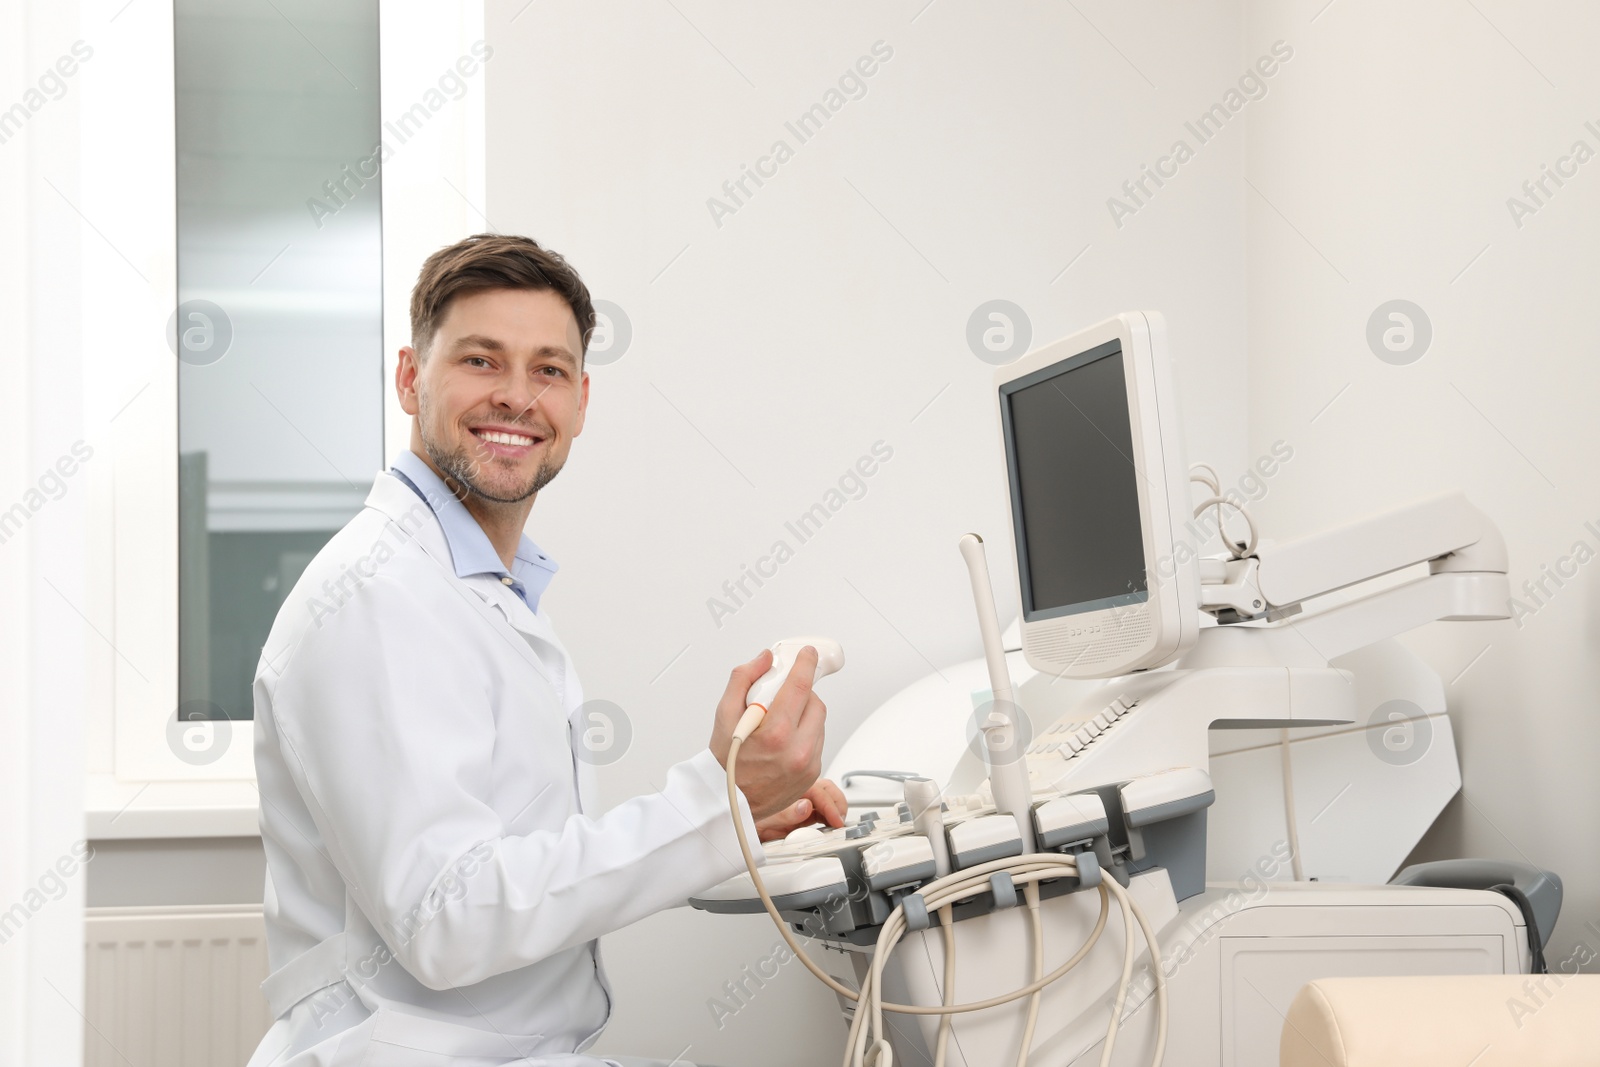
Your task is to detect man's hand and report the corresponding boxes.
[709,647,828,821]
[754,778,847,842]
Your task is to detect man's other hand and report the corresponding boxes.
[754,778,847,842]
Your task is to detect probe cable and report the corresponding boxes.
[1189,463,1259,559]
[725,735,1168,1067]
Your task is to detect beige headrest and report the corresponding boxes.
[1281,975,1600,1067]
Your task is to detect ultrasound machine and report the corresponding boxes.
[693,313,1561,1067]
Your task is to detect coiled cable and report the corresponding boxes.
[725,735,1168,1067]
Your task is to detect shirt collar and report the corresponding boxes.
[387,448,559,612]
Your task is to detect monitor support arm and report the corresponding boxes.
[1197,492,1510,663]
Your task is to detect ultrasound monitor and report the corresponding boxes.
[995,312,1198,677]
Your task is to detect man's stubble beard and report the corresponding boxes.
[417,389,563,505]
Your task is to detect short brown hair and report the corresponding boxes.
[409,233,596,360]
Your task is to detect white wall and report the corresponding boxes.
[1244,0,1600,968]
[1,1,90,1062]
[486,3,1250,1062]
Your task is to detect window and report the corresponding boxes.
[91,0,482,801]
[174,0,384,723]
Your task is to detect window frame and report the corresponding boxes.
[89,0,488,836]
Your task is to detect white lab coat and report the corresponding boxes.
[246,470,762,1067]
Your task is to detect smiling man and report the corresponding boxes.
[247,234,844,1067]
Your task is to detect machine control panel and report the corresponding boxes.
[689,688,1213,939]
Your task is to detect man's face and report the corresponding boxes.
[397,287,589,504]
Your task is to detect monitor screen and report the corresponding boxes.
[1001,340,1148,619]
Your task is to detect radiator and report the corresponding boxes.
[84,904,273,1067]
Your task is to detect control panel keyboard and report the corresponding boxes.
[737,696,1143,871]
[1023,695,1139,791]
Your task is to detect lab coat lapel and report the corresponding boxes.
[467,576,567,684]
[464,573,598,814]
[362,473,563,696]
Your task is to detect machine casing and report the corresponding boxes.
[812,875,1527,1067]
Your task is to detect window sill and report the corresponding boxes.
[86,774,260,840]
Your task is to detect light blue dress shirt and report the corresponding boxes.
[386,449,558,613]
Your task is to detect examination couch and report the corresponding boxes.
[1279,973,1600,1066]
